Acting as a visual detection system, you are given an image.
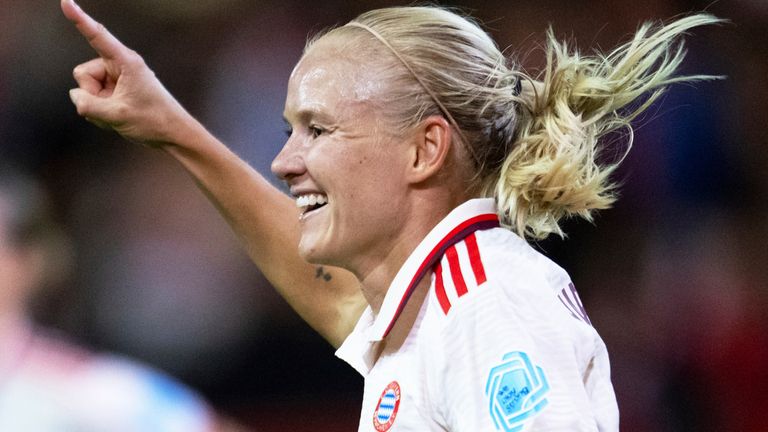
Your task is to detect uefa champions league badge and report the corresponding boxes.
[485,351,550,431]
[372,381,401,431]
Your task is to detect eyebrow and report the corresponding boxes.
[283,107,335,125]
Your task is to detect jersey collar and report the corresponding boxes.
[365,198,499,341]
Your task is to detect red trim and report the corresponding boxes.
[445,245,468,297]
[433,262,451,314]
[465,232,487,285]
[381,213,499,338]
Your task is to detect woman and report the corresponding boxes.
[61,0,720,430]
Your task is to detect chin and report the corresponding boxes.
[297,238,335,266]
[299,241,344,268]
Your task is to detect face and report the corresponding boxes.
[272,38,413,275]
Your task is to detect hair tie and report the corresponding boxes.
[513,78,522,96]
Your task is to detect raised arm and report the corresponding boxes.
[60,0,365,347]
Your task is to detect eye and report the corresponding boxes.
[309,125,325,139]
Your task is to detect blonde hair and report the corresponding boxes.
[309,8,723,240]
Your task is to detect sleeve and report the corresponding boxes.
[429,272,608,432]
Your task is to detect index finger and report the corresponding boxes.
[61,0,127,60]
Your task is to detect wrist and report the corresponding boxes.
[155,107,205,150]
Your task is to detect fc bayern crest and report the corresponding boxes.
[373,381,401,431]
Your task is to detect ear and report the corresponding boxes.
[406,115,453,184]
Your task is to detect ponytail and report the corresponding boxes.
[490,14,723,239]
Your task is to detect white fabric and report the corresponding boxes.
[336,198,618,431]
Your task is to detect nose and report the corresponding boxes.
[271,135,305,182]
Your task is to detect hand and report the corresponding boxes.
[61,0,194,147]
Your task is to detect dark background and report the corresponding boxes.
[1,0,766,430]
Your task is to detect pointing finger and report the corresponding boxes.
[61,0,127,60]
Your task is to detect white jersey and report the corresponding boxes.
[336,198,618,431]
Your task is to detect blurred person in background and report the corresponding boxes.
[0,164,244,431]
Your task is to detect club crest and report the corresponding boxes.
[373,381,401,431]
[485,351,550,431]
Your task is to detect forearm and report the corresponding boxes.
[163,122,365,347]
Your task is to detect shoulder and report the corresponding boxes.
[478,227,571,293]
[416,229,612,430]
[424,227,598,357]
[420,229,611,430]
[429,227,574,320]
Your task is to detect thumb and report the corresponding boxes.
[69,88,116,127]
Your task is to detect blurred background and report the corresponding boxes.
[0,0,765,430]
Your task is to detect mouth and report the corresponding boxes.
[295,193,328,217]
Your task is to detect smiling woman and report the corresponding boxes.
[275,37,420,292]
[60,0,721,430]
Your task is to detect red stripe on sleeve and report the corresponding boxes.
[464,233,487,285]
[445,245,468,297]
[433,262,451,314]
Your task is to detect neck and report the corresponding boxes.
[351,191,471,314]
[355,241,416,314]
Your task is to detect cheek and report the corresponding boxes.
[348,163,408,220]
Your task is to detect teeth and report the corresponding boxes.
[295,194,328,208]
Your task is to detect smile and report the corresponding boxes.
[295,193,328,215]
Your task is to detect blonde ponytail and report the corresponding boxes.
[491,14,724,239]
